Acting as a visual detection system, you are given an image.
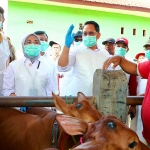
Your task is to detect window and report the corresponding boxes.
[133,28,136,35]
[143,30,146,37]
[121,27,124,34]
[79,23,83,30]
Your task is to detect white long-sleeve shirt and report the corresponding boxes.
[0,32,10,96]
[58,43,110,72]
[57,42,110,96]
[3,56,58,96]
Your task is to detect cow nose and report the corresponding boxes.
[76,103,82,109]
[128,141,137,148]
[107,121,116,129]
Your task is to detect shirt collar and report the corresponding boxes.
[24,56,42,64]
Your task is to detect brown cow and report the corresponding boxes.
[0,108,82,150]
[0,92,102,150]
[55,115,149,150]
[26,92,102,122]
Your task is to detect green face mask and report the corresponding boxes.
[74,41,81,46]
[0,21,3,29]
[24,44,41,57]
[40,41,49,52]
[83,36,96,47]
[115,47,127,57]
[145,50,150,60]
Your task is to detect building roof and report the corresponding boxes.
[84,0,150,9]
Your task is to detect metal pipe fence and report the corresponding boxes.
[0,96,144,107]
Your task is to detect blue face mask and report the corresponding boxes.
[74,41,81,46]
[145,50,150,60]
[115,47,127,57]
[83,36,96,47]
[40,41,49,52]
[24,44,41,57]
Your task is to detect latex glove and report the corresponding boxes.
[65,24,74,48]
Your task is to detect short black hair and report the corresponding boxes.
[49,41,61,48]
[34,31,48,39]
[84,21,100,32]
[0,6,4,19]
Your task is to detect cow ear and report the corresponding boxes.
[56,115,88,135]
[52,93,68,114]
[77,92,87,102]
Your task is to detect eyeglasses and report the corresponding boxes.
[74,38,82,42]
[82,31,97,36]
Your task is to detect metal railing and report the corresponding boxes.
[0,96,144,107]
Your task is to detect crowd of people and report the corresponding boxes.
[0,5,150,147]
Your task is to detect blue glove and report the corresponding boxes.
[20,107,32,112]
[20,107,26,112]
[65,24,74,48]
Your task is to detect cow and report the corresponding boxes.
[0,92,102,150]
[54,115,149,150]
[2,93,147,150]
[26,92,102,123]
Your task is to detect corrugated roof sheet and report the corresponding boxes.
[84,0,150,9]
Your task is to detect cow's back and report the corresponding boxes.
[27,107,80,150]
[0,107,56,150]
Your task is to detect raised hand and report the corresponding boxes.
[65,24,74,48]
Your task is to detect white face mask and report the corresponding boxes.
[0,21,3,29]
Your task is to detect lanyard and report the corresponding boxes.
[37,61,40,69]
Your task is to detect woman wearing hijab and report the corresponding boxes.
[2,33,58,99]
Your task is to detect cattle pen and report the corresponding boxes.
[0,96,144,107]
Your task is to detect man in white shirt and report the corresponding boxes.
[102,38,115,55]
[0,6,10,96]
[34,31,50,57]
[49,41,61,61]
[58,21,109,96]
[34,31,59,95]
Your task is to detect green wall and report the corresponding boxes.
[7,1,150,58]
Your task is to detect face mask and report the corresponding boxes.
[145,50,150,60]
[24,44,41,57]
[74,41,81,46]
[115,47,127,57]
[40,41,49,52]
[83,36,96,47]
[0,21,3,29]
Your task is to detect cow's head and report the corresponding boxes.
[56,115,149,150]
[52,92,102,122]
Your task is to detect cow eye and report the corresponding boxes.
[76,103,82,109]
[128,141,137,148]
[107,121,116,129]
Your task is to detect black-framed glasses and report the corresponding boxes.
[74,39,82,42]
[83,31,97,36]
